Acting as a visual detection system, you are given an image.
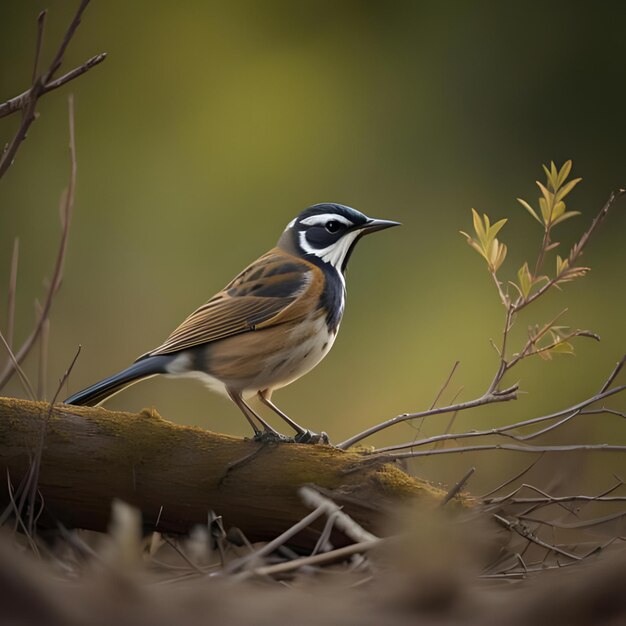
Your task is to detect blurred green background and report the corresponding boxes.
[1,1,624,492]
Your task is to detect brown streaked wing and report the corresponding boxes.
[145,249,320,357]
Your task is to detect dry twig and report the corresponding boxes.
[0,0,105,178]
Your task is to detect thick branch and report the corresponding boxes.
[0,397,450,549]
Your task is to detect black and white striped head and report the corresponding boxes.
[278,203,400,273]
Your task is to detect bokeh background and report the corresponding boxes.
[1,0,624,493]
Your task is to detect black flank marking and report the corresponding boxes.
[252,276,304,298]
[266,262,301,277]
[322,342,328,350]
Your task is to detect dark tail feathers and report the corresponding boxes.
[64,355,173,406]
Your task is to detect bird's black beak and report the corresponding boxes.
[359,218,402,234]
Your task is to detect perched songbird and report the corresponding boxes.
[65,203,399,442]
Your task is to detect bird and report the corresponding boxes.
[64,203,400,442]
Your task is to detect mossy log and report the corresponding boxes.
[0,397,456,548]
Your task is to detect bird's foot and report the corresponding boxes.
[252,430,294,444]
[294,430,330,445]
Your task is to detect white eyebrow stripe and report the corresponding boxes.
[283,217,297,231]
[299,213,353,227]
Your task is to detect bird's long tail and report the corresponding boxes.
[64,355,173,406]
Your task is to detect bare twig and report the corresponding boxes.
[25,343,81,536]
[0,53,106,121]
[6,238,19,350]
[161,536,205,575]
[493,513,583,561]
[36,305,50,400]
[337,384,518,450]
[0,95,77,390]
[300,486,379,543]
[224,506,327,574]
[0,0,105,177]
[31,11,47,85]
[243,537,389,579]
[479,456,544,499]
[440,467,475,506]
[430,361,460,410]
[370,384,625,455]
[599,354,626,394]
[379,442,626,462]
[0,330,36,400]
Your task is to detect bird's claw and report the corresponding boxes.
[253,430,294,444]
[295,430,330,445]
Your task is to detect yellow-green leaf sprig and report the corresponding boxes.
[517,160,581,228]
[460,209,508,273]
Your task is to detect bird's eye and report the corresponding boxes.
[325,220,341,233]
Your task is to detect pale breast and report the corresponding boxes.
[193,311,338,397]
[256,313,338,393]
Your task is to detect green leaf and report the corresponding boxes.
[488,218,508,243]
[536,180,553,205]
[550,341,575,355]
[548,161,559,191]
[552,201,566,219]
[517,262,532,298]
[554,177,582,204]
[552,211,581,226]
[471,208,485,243]
[517,198,543,224]
[556,160,573,187]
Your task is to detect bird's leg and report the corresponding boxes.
[258,389,329,444]
[228,390,291,442]
[228,390,261,435]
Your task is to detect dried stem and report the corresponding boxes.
[6,238,19,350]
[0,95,77,390]
[0,0,105,178]
[336,384,519,450]
[242,537,388,579]
[379,442,626,462]
[372,382,624,455]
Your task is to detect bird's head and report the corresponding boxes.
[278,203,400,273]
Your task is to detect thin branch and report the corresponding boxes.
[0,330,36,400]
[224,506,327,574]
[0,0,104,178]
[336,384,519,450]
[600,354,626,393]
[430,361,460,410]
[6,238,19,350]
[479,456,544,499]
[487,495,626,506]
[493,513,583,561]
[440,467,475,506]
[37,308,50,400]
[300,486,379,543]
[378,442,626,462]
[25,344,81,536]
[0,95,77,390]
[42,0,91,83]
[242,537,388,579]
[0,53,107,120]
[31,11,47,85]
[370,384,625,455]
